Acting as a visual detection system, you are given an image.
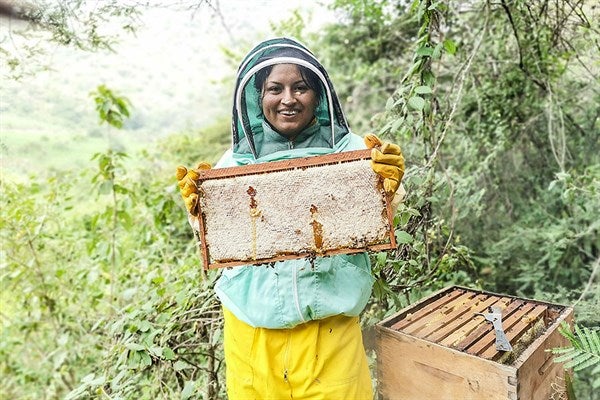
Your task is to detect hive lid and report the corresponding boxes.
[193,149,397,269]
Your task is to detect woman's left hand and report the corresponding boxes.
[364,133,405,195]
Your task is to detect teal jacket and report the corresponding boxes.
[214,37,375,329]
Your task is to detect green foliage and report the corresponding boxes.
[551,322,600,397]
[63,259,224,400]
[330,0,481,318]
[441,1,599,315]
[1,172,105,398]
[1,102,230,399]
[91,85,132,129]
[156,116,231,168]
[316,1,418,133]
[553,323,600,373]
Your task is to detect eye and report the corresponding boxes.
[294,84,309,93]
[265,85,282,94]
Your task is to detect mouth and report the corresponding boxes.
[278,109,300,116]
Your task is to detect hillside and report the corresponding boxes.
[0,1,331,173]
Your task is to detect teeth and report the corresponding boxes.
[281,110,298,115]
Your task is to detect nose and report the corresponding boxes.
[281,88,296,105]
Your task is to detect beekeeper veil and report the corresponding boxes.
[231,37,351,158]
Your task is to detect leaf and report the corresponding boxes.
[181,381,196,400]
[149,346,163,357]
[125,342,144,351]
[408,96,425,111]
[414,85,432,94]
[140,351,152,368]
[152,276,165,285]
[162,347,175,360]
[138,320,152,332]
[378,120,393,135]
[391,117,404,133]
[111,370,128,391]
[398,212,411,226]
[127,351,141,369]
[393,96,405,108]
[90,375,106,386]
[174,360,190,371]
[65,385,88,400]
[97,180,113,195]
[428,1,442,10]
[591,326,600,352]
[81,373,96,384]
[385,96,395,110]
[572,353,598,371]
[443,39,457,55]
[553,323,600,373]
[432,42,443,59]
[211,328,222,345]
[406,59,422,76]
[395,230,413,244]
[113,183,129,194]
[121,288,137,301]
[416,46,433,57]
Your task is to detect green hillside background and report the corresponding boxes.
[1,2,330,173]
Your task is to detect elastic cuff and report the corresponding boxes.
[390,183,406,215]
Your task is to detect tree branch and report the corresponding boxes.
[499,0,548,91]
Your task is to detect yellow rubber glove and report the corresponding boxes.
[176,162,211,216]
[364,134,405,195]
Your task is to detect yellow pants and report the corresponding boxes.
[223,307,373,400]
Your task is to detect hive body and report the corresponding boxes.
[375,285,573,400]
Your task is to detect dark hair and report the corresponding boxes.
[253,64,323,99]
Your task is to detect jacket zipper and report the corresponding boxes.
[283,331,293,397]
[292,265,305,323]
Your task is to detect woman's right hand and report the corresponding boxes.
[176,162,211,216]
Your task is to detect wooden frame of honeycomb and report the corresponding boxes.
[193,149,397,269]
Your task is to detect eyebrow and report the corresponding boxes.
[265,79,307,86]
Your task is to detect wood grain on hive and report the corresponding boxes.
[388,287,559,362]
[194,149,396,269]
[376,285,574,400]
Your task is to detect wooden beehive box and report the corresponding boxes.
[375,285,574,400]
[194,149,396,269]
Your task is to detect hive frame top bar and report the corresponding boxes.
[377,285,573,364]
[378,285,571,330]
[194,149,397,269]
[196,149,373,180]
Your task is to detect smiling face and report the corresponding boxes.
[260,64,319,139]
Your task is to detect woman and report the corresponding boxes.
[177,37,405,399]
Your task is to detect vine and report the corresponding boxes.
[369,0,478,311]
